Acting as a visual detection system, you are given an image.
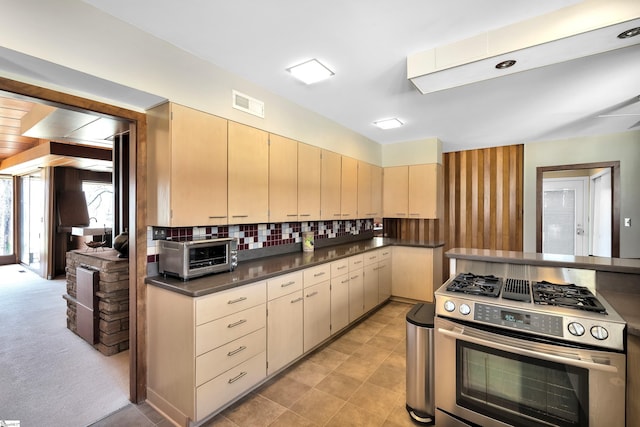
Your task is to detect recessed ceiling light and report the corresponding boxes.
[373,118,403,130]
[286,59,334,84]
[495,59,516,70]
[617,26,640,39]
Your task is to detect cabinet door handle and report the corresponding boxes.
[299,214,311,217]
[287,214,297,217]
[342,214,350,217]
[337,265,347,270]
[350,275,360,280]
[341,278,350,284]
[227,345,247,357]
[306,291,318,298]
[232,215,249,218]
[410,213,420,216]
[228,371,247,384]
[291,297,304,304]
[334,213,341,217]
[228,296,247,305]
[396,212,406,216]
[227,319,247,328]
[353,260,362,265]
[208,215,227,219]
[281,281,296,288]
[313,272,325,277]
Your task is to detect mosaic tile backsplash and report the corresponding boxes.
[147,219,374,266]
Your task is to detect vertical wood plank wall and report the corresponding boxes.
[385,144,525,284]
[443,144,524,277]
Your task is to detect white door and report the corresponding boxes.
[590,169,612,257]
[542,177,588,256]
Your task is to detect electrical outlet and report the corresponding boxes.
[624,218,631,227]
[153,227,167,240]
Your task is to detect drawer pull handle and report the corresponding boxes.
[291,297,304,304]
[313,272,325,277]
[228,371,247,384]
[341,279,350,284]
[227,319,247,328]
[337,265,346,270]
[306,291,318,298]
[281,281,296,288]
[208,215,227,219]
[350,275,360,280]
[228,297,247,305]
[232,215,249,218]
[353,260,362,264]
[227,346,247,357]
[299,214,311,217]
[287,214,297,217]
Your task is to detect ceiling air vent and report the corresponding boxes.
[232,90,265,118]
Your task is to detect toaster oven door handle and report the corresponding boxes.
[437,327,619,374]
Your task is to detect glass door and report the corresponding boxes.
[0,175,13,263]
[19,171,44,274]
[542,177,588,256]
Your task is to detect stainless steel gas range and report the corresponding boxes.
[433,263,627,427]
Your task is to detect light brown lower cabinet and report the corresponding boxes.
[628,335,640,426]
[147,249,394,426]
[391,246,443,302]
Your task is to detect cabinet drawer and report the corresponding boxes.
[331,259,349,278]
[196,281,266,326]
[196,304,266,356]
[267,271,303,301]
[196,327,266,386]
[378,248,391,261]
[363,251,379,266]
[196,352,266,421]
[348,254,364,271]
[303,264,331,287]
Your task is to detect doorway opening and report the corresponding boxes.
[536,161,620,257]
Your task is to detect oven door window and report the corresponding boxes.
[457,341,588,427]
[189,245,227,267]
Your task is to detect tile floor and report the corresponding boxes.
[92,301,417,427]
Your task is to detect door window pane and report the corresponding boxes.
[0,176,13,256]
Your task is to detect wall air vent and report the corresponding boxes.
[232,90,265,118]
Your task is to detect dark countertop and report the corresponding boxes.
[146,237,444,297]
[446,248,640,274]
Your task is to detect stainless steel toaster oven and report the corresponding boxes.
[158,238,237,280]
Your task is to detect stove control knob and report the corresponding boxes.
[567,322,585,336]
[459,304,471,316]
[444,300,456,312]
[590,326,609,341]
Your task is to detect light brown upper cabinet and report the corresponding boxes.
[147,102,228,227]
[340,156,358,219]
[408,163,442,219]
[383,166,409,218]
[228,122,269,224]
[320,150,342,221]
[298,143,321,221]
[358,161,382,218]
[383,163,442,219]
[269,134,298,222]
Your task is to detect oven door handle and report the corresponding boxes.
[437,327,619,373]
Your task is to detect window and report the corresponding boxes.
[82,181,113,228]
[0,175,13,256]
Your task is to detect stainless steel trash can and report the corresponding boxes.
[406,302,435,424]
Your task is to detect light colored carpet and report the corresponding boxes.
[0,264,129,426]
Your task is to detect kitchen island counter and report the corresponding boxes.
[146,237,444,297]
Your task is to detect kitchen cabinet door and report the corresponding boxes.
[320,149,341,220]
[378,252,392,303]
[298,143,321,221]
[228,122,269,224]
[358,162,382,218]
[348,265,364,322]
[391,246,442,302]
[340,155,358,219]
[409,163,441,219]
[330,273,350,335]
[267,290,303,375]
[147,102,228,227]
[383,166,408,218]
[363,262,379,313]
[269,134,298,222]
[303,280,331,352]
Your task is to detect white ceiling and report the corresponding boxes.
[6,1,640,153]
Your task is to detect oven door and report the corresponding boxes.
[435,316,626,427]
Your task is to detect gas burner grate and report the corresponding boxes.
[532,281,607,314]
[502,278,531,302]
[446,273,503,298]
